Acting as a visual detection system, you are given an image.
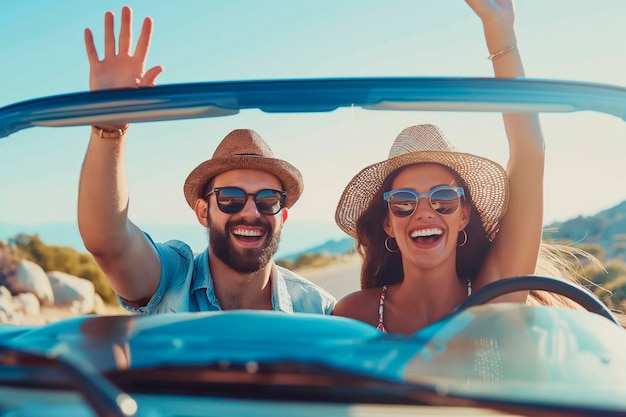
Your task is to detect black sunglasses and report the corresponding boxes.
[205,187,286,215]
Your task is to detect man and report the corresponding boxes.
[78,6,335,314]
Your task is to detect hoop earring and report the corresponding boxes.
[384,237,399,253]
[458,229,468,247]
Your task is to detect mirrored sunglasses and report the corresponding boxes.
[205,187,286,215]
[383,186,465,217]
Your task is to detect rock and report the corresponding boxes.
[6,260,55,306]
[48,271,95,315]
[0,286,15,322]
[14,292,41,317]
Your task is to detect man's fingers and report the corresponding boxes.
[141,66,164,87]
[134,17,153,61]
[104,11,117,57]
[119,6,132,55]
[84,29,99,65]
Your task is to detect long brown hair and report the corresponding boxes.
[355,163,492,289]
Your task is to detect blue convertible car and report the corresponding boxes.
[1,78,626,416]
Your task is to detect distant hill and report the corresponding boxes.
[278,237,356,261]
[543,200,626,260]
[285,200,626,263]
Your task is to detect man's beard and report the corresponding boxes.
[208,218,281,273]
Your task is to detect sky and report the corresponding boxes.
[2,0,626,256]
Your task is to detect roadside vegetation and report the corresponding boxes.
[537,240,626,313]
[0,234,117,304]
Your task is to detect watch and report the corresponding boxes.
[92,125,129,139]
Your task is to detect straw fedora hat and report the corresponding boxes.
[184,129,303,209]
[335,124,509,240]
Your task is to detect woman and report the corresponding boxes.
[332,0,546,334]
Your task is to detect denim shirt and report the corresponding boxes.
[117,238,336,315]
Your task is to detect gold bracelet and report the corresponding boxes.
[92,125,129,140]
[487,45,517,61]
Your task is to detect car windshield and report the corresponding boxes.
[2,2,626,417]
[3,81,626,271]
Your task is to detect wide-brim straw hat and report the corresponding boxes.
[184,129,303,209]
[335,124,509,240]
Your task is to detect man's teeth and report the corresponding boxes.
[410,228,443,238]
[233,228,263,237]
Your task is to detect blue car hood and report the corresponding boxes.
[2,304,626,412]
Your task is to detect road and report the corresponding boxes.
[296,256,361,300]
